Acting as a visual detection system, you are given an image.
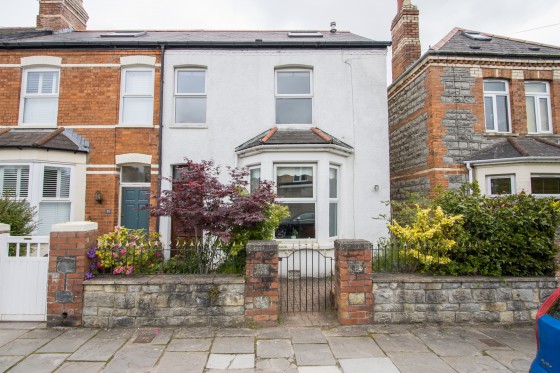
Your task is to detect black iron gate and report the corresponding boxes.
[278,246,335,313]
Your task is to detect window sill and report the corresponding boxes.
[169,123,208,129]
[18,124,58,129]
[483,132,518,137]
[116,124,154,128]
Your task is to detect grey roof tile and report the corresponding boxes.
[0,128,89,153]
[466,137,560,161]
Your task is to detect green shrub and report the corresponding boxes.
[0,196,37,236]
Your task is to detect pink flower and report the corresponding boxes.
[120,249,127,255]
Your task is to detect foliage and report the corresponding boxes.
[387,205,463,273]
[0,196,37,236]
[87,226,162,277]
[385,182,560,276]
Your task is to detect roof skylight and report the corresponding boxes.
[463,31,492,41]
[287,32,323,38]
[100,31,147,38]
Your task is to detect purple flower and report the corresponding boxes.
[84,272,94,279]
[87,247,98,259]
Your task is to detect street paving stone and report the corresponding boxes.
[68,337,126,361]
[257,339,294,358]
[339,357,400,373]
[327,336,385,359]
[0,322,537,372]
[293,343,336,366]
[0,338,50,356]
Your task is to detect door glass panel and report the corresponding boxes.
[122,165,150,183]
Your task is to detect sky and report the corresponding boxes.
[2,0,560,74]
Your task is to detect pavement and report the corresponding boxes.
[0,320,536,372]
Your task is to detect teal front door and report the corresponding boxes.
[121,188,150,231]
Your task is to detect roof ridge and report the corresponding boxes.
[507,137,529,156]
[261,127,278,143]
[432,27,462,51]
[0,128,11,136]
[534,137,560,150]
[311,127,332,143]
[33,127,65,147]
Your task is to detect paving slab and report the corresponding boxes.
[68,337,126,361]
[322,325,369,337]
[339,357,400,373]
[442,356,511,372]
[167,338,212,352]
[132,328,174,345]
[154,351,207,373]
[257,339,294,358]
[0,338,50,355]
[207,353,254,369]
[56,361,105,373]
[477,327,536,353]
[291,328,327,344]
[94,328,135,339]
[173,327,215,339]
[388,352,456,373]
[258,327,291,339]
[102,345,164,373]
[211,336,254,354]
[414,330,481,357]
[0,322,44,330]
[20,329,63,339]
[293,344,336,366]
[256,357,296,371]
[0,329,28,348]
[485,350,533,372]
[373,333,429,353]
[327,336,385,359]
[215,328,255,337]
[298,366,341,373]
[0,356,22,372]
[37,328,97,353]
[8,353,69,373]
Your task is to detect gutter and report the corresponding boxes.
[155,43,165,232]
[464,156,560,166]
[235,144,354,158]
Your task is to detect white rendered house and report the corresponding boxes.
[159,30,391,248]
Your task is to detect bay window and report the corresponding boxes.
[487,174,514,195]
[249,167,261,194]
[329,167,339,237]
[37,166,71,235]
[0,166,29,199]
[531,175,560,195]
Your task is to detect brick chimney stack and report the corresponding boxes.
[37,0,89,32]
[391,0,421,81]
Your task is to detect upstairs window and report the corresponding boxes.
[175,69,206,124]
[0,166,29,199]
[120,68,154,125]
[484,80,511,133]
[526,82,552,134]
[21,69,59,125]
[276,70,312,124]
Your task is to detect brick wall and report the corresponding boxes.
[373,274,558,324]
[47,222,98,327]
[391,2,421,81]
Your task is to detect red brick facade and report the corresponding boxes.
[0,49,161,234]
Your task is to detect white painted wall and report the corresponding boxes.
[474,162,560,195]
[160,48,390,247]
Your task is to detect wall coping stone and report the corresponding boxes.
[335,239,371,250]
[84,274,244,286]
[246,241,279,253]
[51,221,98,232]
[0,223,10,233]
[373,273,556,283]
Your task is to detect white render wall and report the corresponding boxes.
[473,162,560,195]
[160,48,390,247]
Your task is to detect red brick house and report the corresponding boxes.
[0,0,161,234]
[388,0,560,199]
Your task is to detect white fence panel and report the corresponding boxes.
[0,234,50,321]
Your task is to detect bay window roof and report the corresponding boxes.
[0,128,89,153]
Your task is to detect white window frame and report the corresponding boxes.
[248,165,261,194]
[483,80,511,133]
[173,68,207,127]
[486,174,515,196]
[19,67,60,128]
[530,174,560,197]
[0,165,30,200]
[37,164,74,236]
[119,66,155,127]
[275,69,313,125]
[525,81,552,134]
[329,165,340,238]
[274,163,316,240]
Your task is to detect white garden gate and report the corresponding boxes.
[0,234,50,321]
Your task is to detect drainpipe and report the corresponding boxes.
[465,161,474,194]
[156,44,165,232]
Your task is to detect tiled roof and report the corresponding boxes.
[0,128,89,153]
[1,30,389,48]
[235,127,353,152]
[431,28,560,56]
[466,137,560,162]
[0,28,51,40]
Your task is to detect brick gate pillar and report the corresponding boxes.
[335,239,373,325]
[47,222,98,327]
[245,241,279,327]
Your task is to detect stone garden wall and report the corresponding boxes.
[83,275,245,328]
[372,274,558,324]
